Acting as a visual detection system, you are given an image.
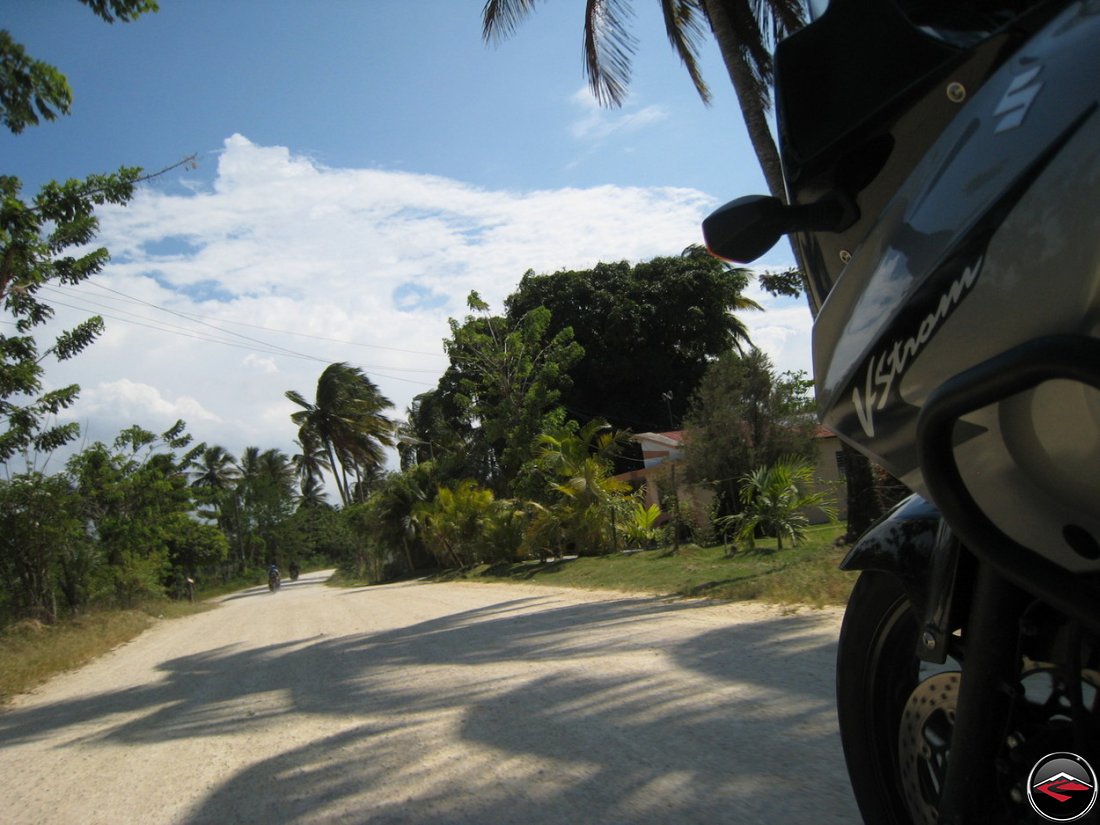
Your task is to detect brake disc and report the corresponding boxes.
[898,671,960,825]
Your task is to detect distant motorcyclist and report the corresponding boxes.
[288,561,300,581]
[267,564,280,592]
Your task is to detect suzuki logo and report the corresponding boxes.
[994,65,1044,133]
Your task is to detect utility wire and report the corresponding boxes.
[36,293,438,387]
[81,281,450,358]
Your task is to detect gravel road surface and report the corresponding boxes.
[0,572,860,823]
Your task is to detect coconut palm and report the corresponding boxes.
[482,0,804,200]
[286,362,395,507]
[291,429,331,499]
[189,445,240,491]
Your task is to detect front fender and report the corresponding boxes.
[840,494,945,625]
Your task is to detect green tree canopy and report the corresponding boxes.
[436,291,583,493]
[504,248,760,432]
[66,421,201,606]
[682,347,816,515]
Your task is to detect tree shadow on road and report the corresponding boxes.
[0,586,857,823]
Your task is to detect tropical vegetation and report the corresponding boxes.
[0,1,857,634]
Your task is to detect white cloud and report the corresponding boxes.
[243,354,278,374]
[568,87,668,142]
[72,379,221,430]
[38,134,723,463]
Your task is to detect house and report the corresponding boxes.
[612,431,714,530]
[614,426,848,527]
[809,425,849,523]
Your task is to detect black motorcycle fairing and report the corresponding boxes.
[776,0,1054,311]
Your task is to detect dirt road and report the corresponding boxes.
[0,572,859,823]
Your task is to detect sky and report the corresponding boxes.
[3,1,810,475]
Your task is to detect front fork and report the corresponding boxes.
[936,559,1025,824]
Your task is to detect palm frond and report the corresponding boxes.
[584,0,638,106]
[660,0,711,104]
[482,0,540,43]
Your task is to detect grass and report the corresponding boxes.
[435,522,858,608]
[0,598,213,706]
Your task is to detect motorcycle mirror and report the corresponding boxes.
[703,195,790,263]
[703,193,858,263]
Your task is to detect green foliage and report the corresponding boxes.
[0,2,161,462]
[482,0,717,108]
[0,31,72,133]
[66,422,200,607]
[438,291,582,492]
[527,420,634,557]
[0,472,90,623]
[286,362,395,506]
[358,463,437,574]
[167,518,229,573]
[758,267,804,298]
[0,170,143,461]
[417,479,497,569]
[683,348,816,517]
[504,248,760,431]
[718,457,837,554]
[623,500,663,548]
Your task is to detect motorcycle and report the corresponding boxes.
[268,565,281,592]
[704,0,1100,821]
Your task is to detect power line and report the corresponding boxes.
[81,281,450,358]
[35,293,439,387]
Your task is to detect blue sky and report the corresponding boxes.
[4,1,810,471]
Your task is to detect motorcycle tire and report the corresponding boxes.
[837,570,941,824]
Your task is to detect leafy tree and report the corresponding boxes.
[166,518,229,578]
[482,0,803,201]
[504,249,760,432]
[718,456,836,553]
[286,362,395,506]
[0,472,90,622]
[682,347,816,516]
[291,429,331,502]
[66,421,200,606]
[273,504,354,568]
[235,446,297,564]
[0,1,182,465]
[437,291,583,493]
[1,1,159,133]
[361,463,438,574]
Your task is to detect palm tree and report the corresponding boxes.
[286,362,396,507]
[482,0,804,201]
[189,445,240,491]
[534,420,634,555]
[719,456,836,553]
[291,429,331,499]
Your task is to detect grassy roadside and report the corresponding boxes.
[435,522,857,608]
[0,567,330,706]
[0,598,215,706]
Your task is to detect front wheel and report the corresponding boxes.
[836,571,960,825]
